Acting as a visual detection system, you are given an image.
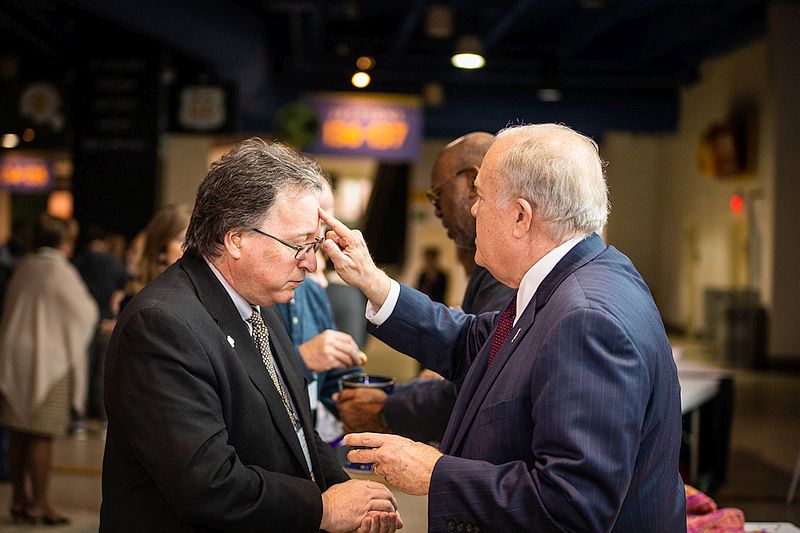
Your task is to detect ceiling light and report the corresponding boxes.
[351,71,371,88]
[423,82,445,106]
[2,133,20,149]
[451,35,485,69]
[425,4,453,39]
[537,88,562,102]
[356,56,375,71]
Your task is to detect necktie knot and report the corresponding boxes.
[248,306,265,328]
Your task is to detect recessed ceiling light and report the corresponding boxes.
[351,71,371,88]
[451,35,485,70]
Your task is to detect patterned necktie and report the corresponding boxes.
[247,306,300,430]
[487,298,517,367]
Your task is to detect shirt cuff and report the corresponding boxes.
[365,279,400,326]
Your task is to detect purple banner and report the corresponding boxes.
[305,93,423,162]
[0,155,54,192]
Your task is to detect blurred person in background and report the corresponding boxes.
[337,132,513,444]
[415,246,448,304]
[0,214,98,525]
[73,226,127,428]
[124,231,145,281]
[275,181,363,442]
[119,204,192,312]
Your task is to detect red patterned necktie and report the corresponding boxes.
[487,298,516,367]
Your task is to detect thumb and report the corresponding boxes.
[322,239,348,267]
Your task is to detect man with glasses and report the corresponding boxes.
[337,132,513,444]
[101,139,401,533]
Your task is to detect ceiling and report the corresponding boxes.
[261,0,766,92]
[1,0,768,137]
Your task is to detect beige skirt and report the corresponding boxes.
[0,373,71,438]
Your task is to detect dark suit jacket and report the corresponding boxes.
[383,265,514,443]
[369,235,686,532]
[101,253,349,532]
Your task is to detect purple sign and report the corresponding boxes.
[305,93,423,162]
[0,155,54,192]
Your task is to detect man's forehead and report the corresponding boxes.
[266,190,320,232]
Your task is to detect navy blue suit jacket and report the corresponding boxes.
[368,235,685,532]
[382,265,514,443]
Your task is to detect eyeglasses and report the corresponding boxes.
[426,168,472,209]
[250,228,324,260]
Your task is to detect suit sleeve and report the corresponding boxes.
[368,284,497,387]
[382,380,457,443]
[112,307,324,532]
[427,307,649,532]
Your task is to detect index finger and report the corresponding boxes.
[319,208,352,239]
[344,432,389,448]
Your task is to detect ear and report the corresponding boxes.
[223,229,243,259]
[512,198,534,239]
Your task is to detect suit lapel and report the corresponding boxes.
[443,235,607,454]
[180,254,313,479]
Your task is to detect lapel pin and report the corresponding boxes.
[511,329,520,343]
[227,335,235,348]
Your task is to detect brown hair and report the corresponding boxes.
[134,204,192,290]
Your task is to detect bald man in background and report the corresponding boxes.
[337,133,513,443]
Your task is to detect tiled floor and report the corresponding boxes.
[0,336,798,531]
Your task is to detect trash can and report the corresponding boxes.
[725,304,768,369]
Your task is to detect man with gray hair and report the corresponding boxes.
[101,139,401,532]
[322,124,685,531]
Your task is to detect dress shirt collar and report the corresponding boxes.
[204,257,257,326]
[514,234,588,325]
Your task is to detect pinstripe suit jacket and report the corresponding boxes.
[368,234,686,532]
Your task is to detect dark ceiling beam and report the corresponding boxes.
[391,0,429,55]
[483,0,538,55]
[290,62,696,89]
[0,4,59,58]
[557,0,669,60]
[637,1,751,62]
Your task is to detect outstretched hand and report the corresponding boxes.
[344,433,443,496]
[319,208,392,307]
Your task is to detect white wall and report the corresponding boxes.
[768,1,800,358]
[604,39,775,338]
[160,134,213,208]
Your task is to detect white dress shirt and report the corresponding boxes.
[206,259,314,474]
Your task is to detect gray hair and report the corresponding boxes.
[495,123,609,243]
[185,138,326,258]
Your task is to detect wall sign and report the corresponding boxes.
[305,93,422,162]
[0,155,53,192]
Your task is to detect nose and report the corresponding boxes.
[298,249,318,273]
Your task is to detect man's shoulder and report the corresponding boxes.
[123,263,198,319]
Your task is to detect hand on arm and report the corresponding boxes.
[319,209,391,307]
[336,388,389,433]
[320,479,402,532]
[299,329,364,372]
[344,433,443,496]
